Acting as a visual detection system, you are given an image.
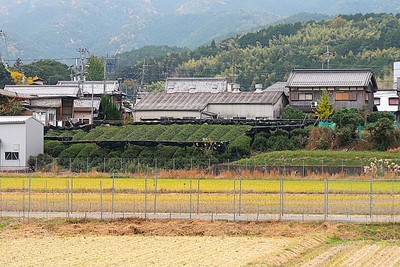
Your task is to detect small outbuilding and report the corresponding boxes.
[0,116,43,171]
[133,91,288,120]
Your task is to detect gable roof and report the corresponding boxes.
[0,116,41,125]
[133,91,284,111]
[57,81,121,95]
[265,82,289,96]
[286,69,378,91]
[4,85,79,98]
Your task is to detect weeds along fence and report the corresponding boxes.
[27,156,400,177]
[1,176,400,221]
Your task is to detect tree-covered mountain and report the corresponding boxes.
[111,13,400,91]
[0,0,398,60]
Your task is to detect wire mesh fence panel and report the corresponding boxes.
[282,180,325,215]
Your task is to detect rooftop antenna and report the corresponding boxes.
[321,46,336,69]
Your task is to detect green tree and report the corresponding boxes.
[99,95,122,120]
[0,97,22,115]
[19,60,69,85]
[316,90,333,120]
[366,117,396,151]
[367,111,395,123]
[87,55,104,81]
[331,108,365,130]
[0,63,14,88]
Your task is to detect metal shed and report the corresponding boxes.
[0,116,43,171]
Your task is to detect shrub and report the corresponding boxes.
[282,106,308,120]
[331,108,365,131]
[228,135,251,159]
[307,127,337,150]
[367,111,395,123]
[366,117,396,151]
[44,141,65,157]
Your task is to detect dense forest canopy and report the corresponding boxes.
[111,13,400,91]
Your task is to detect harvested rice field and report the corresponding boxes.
[1,218,400,266]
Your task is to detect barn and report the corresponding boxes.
[0,116,43,171]
[133,91,288,120]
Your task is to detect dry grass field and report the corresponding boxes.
[1,218,400,266]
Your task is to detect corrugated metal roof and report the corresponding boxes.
[4,85,79,98]
[57,81,120,95]
[74,98,101,109]
[286,69,377,89]
[0,116,33,124]
[265,82,289,96]
[0,89,31,99]
[133,91,283,111]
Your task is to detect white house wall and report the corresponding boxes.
[0,123,26,169]
[25,118,44,166]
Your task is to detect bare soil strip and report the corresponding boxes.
[1,218,400,266]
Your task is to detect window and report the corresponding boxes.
[389,98,399,105]
[298,93,313,101]
[5,152,19,160]
[336,92,357,101]
[374,98,381,105]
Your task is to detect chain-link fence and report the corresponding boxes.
[1,176,400,222]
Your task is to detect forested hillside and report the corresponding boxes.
[113,13,400,90]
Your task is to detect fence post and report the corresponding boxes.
[392,177,395,218]
[22,179,25,220]
[153,174,158,215]
[302,160,305,177]
[279,178,284,220]
[86,158,89,173]
[321,160,324,174]
[28,175,32,216]
[112,172,115,214]
[103,158,106,173]
[239,175,242,216]
[144,179,148,219]
[233,180,236,221]
[369,177,373,219]
[35,157,38,171]
[324,179,328,220]
[189,179,192,219]
[45,180,48,219]
[70,176,74,214]
[197,177,200,214]
[100,181,103,220]
[69,158,72,173]
[66,179,70,218]
[227,159,230,172]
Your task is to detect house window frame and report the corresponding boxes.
[5,152,19,160]
[374,98,381,105]
[298,93,313,101]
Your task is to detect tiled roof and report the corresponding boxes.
[4,85,79,98]
[133,91,283,111]
[286,69,377,89]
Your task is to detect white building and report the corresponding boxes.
[374,90,399,120]
[0,116,43,170]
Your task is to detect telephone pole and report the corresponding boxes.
[321,46,336,69]
[140,59,151,92]
[77,47,90,96]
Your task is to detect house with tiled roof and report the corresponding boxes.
[286,69,378,113]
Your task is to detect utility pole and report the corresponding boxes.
[321,46,336,69]
[230,58,238,91]
[0,30,9,67]
[140,59,150,92]
[77,47,90,96]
